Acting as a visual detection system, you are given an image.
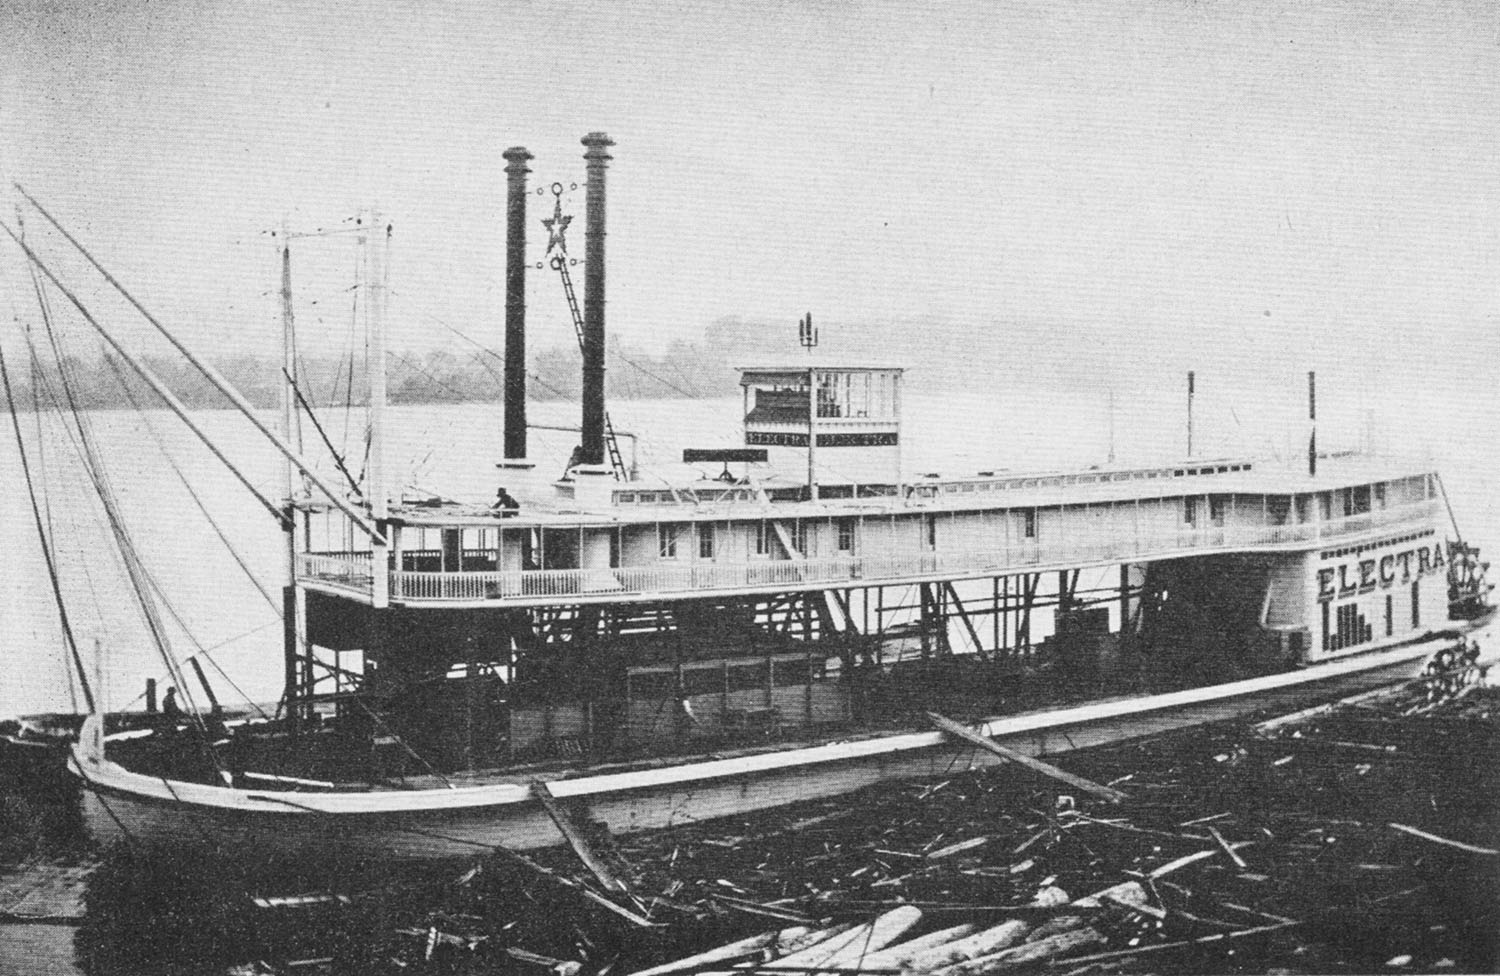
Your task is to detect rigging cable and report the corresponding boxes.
[101,352,284,614]
[281,366,363,498]
[21,258,215,745]
[10,190,381,543]
[18,236,82,711]
[0,219,289,527]
[16,327,129,681]
[0,343,94,711]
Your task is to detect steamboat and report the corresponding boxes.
[3,134,1490,864]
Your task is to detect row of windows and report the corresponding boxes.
[944,461,1255,495]
[659,519,861,560]
[1185,481,1419,528]
[1320,529,1435,562]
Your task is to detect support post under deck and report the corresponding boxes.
[282,582,299,726]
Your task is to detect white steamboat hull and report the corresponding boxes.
[69,629,1484,866]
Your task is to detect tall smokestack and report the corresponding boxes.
[502,146,533,460]
[580,132,613,467]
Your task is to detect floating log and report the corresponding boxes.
[896,919,1033,972]
[627,924,822,976]
[507,947,584,976]
[1058,919,1299,967]
[1388,822,1500,855]
[1145,849,1218,880]
[926,837,988,860]
[532,779,627,893]
[1070,880,1148,909]
[852,923,980,970]
[926,927,1106,975]
[926,713,1127,803]
[1206,826,1248,869]
[700,908,920,976]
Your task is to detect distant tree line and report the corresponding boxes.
[3,339,736,413]
[4,314,1172,412]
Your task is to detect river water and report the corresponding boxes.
[1,372,1495,719]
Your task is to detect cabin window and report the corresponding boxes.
[1318,493,1333,521]
[1209,496,1226,526]
[754,520,770,557]
[925,515,937,550]
[1268,497,1290,526]
[837,517,855,553]
[1411,581,1420,627]
[698,523,715,560]
[1295,495,1310,523]
[1374,483,1387,509]
[1183,497,1198,526]
[1351,485,1371,515]
[1023,508,1037,539]
[793,520,811,556]
[659,523,679,559]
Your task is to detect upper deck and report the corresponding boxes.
[293,452,1444,608]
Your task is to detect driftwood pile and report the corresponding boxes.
[82,674,1497,975]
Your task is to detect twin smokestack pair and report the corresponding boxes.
[500,132,613,468]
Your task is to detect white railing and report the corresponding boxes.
[300,501,1440,604]
[296,552,374,597]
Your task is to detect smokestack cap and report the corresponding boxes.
[503,146,534,172]
[582,132,615,157]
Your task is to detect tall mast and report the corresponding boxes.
[279,229,300,500]
[279,227,304,725]
[366,213,390,607]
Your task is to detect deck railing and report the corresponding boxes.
[297,501,1440,604]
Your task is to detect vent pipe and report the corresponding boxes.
[580,132,613,467]
[502,147,533,460]
[1186,370,1195,458]
[1307,370,1317,476]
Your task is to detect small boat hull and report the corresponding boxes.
[69,627,1486,867]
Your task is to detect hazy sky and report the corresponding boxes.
[1,1,1496,378]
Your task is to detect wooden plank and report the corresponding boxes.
[531,779,627,893]
[926,712,1127,803]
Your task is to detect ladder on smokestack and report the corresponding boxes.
[553,257,628,480]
